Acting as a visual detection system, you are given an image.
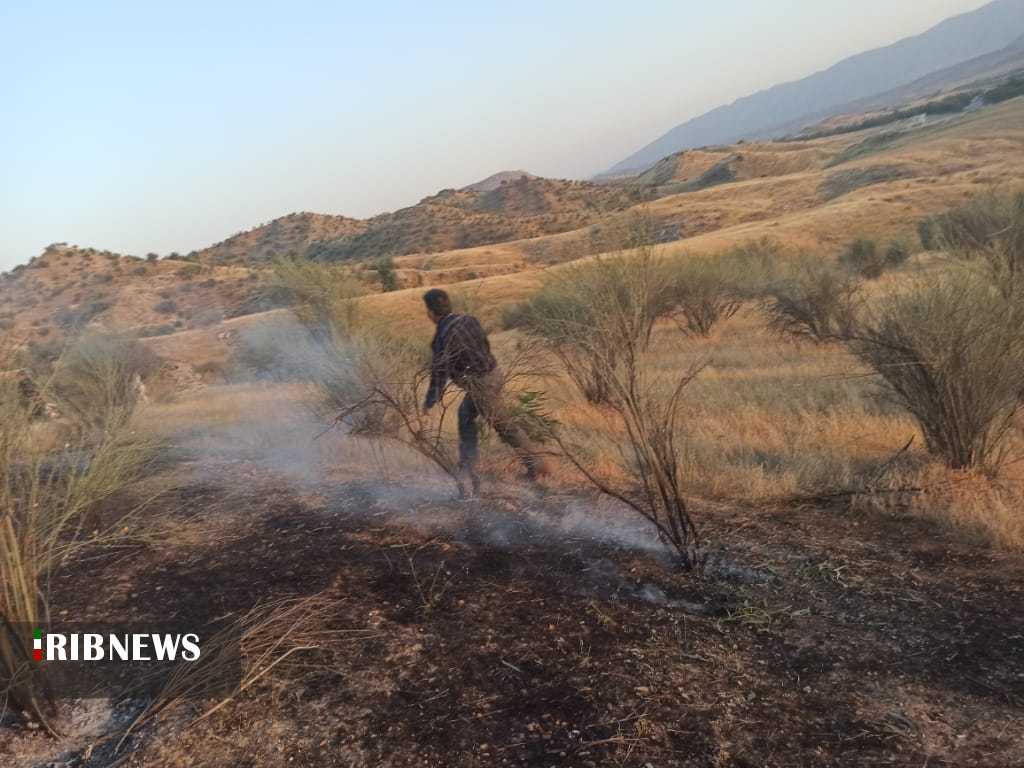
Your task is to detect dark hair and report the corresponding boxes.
[422,288,452,317]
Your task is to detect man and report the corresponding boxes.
[422,288,540,496]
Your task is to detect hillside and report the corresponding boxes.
[6,96,1024,374]
[0,245,271,355]
[196,175,648,267]
[194,212,367,265]
[127,97,1024,370]
[314,176,647,261]
[460,170,538,192]
[365,98,1024,336]
[603,0,1024,176]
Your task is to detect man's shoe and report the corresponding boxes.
[457,469,481,500]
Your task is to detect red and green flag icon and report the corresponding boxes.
[33,628,43,662]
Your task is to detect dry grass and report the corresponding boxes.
[508,289,1023,549]
[119,592,376,750]
[0,346,159,730]
[43,102,1021,562]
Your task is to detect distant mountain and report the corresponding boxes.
[768,34,1024,139]
[829,33,1024,117]
[604,0,1024,176]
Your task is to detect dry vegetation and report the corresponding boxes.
[0,338,158,732]
[3,97,1024,767]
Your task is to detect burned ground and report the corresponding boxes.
[4,451,1022,767]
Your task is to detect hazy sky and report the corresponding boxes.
[0,0,993,269]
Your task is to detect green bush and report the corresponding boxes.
[55,300,111,330]
[663,255,742,337]
[176,264,203,279]
[917,218,937,251]
[884,240,910,267]
[931,189,1024,294]
[500,301,532,331]
[840,238,884,279]
[762,256,860,342]
[137,324,177,338]
[52,332,159,430]
[983,76,1024,105]
[272,256,364,338]
[376,256,399,292]
[517,251,672,403]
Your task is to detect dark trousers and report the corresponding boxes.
[457,368,537,478]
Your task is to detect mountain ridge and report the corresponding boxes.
[603,0,1024,176]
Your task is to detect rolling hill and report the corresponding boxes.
[195,212,368,266]
[603,0,1024,177]
[6,88,1024,377]
[195,174,648,266]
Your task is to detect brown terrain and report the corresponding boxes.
[194,174,649,267]
[3,81,1024,767]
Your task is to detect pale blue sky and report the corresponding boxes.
[0,0,991,269]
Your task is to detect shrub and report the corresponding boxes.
[514,229,703,566]
[500,301,532,331]
[932,189,1024,295]
[884,240,910,268]
[54,300,111,330]
[523,248,702,566]
[192,308,225,327]
[272,256,364,337]
[146,252,159,262]
[375,256,399,292]
[176,264,203,279]
[921,218,937,250]
[819,165,910,201]
[137,323,177,338]
[840,238,884,279]
[517,251,672,403]
[1,348,156,727]
[762,257,860,342]
[154,299,178,315]
[847,274,1024,471]
[51,332,158,431]
[664,255,743,337]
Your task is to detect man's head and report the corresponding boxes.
[423,288,452,324]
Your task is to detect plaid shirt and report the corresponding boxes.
[425,313,497,407]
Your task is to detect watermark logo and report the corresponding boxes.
[16,622,233,698]
[32,628,201,663]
